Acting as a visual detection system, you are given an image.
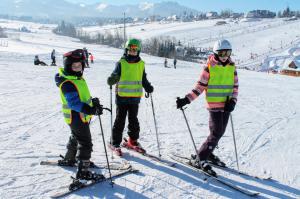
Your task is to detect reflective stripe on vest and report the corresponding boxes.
[58,68,93,124]
[206,64,235,103]
[117,59,144,97]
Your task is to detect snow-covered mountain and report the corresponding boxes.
[0,0,198,19]
[89,1,199,18]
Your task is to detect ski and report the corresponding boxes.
[172,153,271,180]
[169,154,260,197]
[51,166,139,198]
[210,164,272,180]
[40,160,132,171]
[122,138,176,167]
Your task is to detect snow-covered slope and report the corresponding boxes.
[0,19,299,198]
[84,18,300,70]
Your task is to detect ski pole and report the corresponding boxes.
[178,101,200,162]
[110,85,114,159]
[149,93,161,157]
[98,114,114,187]
[230,113,240,171]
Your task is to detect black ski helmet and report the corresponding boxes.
[63,49,86,76]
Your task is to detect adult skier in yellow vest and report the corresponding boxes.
[176,39,239,176]
[55,49,104,181]
[107,38,154,156]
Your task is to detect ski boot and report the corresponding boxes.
[58,151,76,166]
[76,160,105,181]
[190,155,217,177]
[123,138,146,154]
[108,143,123,157]
[207,153,226,167]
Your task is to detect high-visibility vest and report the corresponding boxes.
[206,64,235,103]
[117,59,144,97]
[58,68,93,124]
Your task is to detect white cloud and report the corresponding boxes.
[139,2,154,11]
[96,3,108,12]
[80,4,86,7]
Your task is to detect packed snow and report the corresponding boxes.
[0,19,299,199]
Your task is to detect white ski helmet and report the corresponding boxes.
[213,39,232,54]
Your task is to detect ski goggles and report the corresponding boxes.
[128,44,139,52]
[217,49,232,57]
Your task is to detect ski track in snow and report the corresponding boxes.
[0,19,300,199]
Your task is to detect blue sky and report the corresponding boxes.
[66,0,300,12]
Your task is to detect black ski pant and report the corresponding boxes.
[51,58,56,65]
[198,111,230,160]
[111,104,140,146]
[66,122,93,161]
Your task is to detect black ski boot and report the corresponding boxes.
[207,153,226,167]
[58,154,76,166]
[76,160,104,181]
[190,155,217,177]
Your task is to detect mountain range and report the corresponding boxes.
[0,0,199,19]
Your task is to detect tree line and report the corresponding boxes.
[53,21,212,62]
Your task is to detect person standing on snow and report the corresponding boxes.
[83,47,89,68]
[164,58,168,68]
[107,38,154,156]
[176,39,239,176]
[89,53,94,64]
[173,58,177,69]
[55,49,104,181]
[51,49,56,66]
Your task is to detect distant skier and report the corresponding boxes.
[176,39,239,176]
[34,55,47,66]
[55,49,104,181]
[164,58,168,68]
[107,38,154,156]
[83,47,89,68]
[89,53,94,64]
[173,58,177,69]
[51,49,56,66]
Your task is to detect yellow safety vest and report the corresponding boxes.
[58,68,93,124]
[117,59,145,97]
[206,64,235,103]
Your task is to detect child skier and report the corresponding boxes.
[107,38,154,156]
[55,49,104,181]
[176,39,239,176]
[89,53,94,64]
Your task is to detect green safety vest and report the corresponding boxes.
[117,59,145,97]
[206,64,235,103]
[58,68,93,124]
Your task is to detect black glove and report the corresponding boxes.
[224,98,236,112]
[92,97,103,115]
[92,97,100,106]
[145,85,154,93]
[107,74,120,86]
[176,97,190,109]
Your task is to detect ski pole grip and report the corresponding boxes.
[176,97,184,111]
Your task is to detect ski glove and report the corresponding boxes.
[92,97,103,115]
[176,97,190,109]
[107,74,120,86]
[224,98,236,112]
[144,85,154,93]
